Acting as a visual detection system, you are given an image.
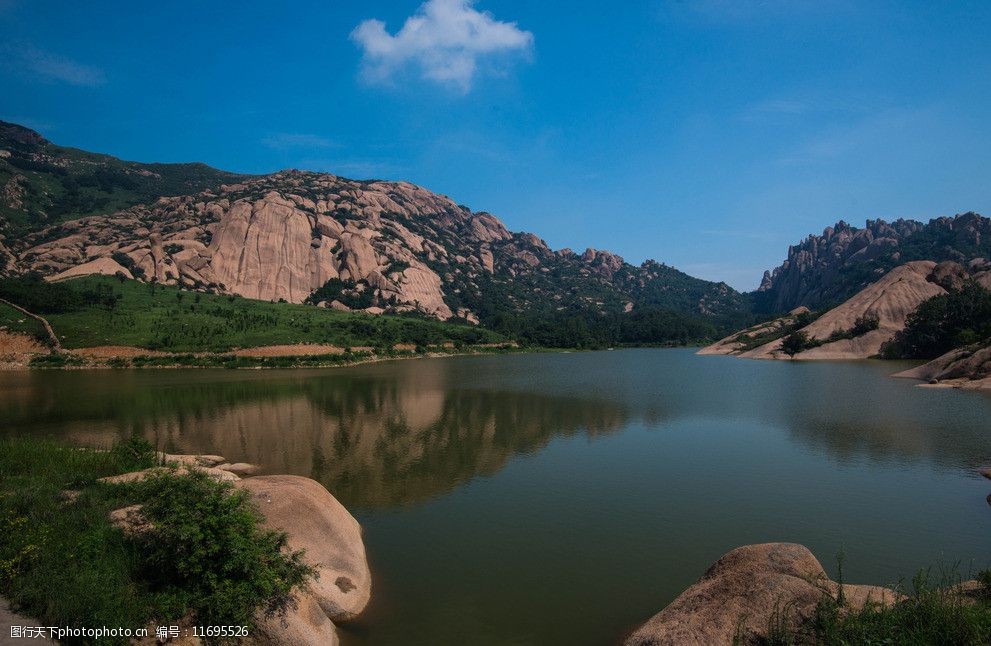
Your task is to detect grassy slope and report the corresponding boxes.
[44,276,507,352]
[0,302,44,338]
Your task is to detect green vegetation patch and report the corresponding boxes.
[1,275,506,352]
[734,310,819,353]
[761,564,991,645]
[780,312,880,357]
[0,120,246,237]
[0,301,45,339]
[0,437,313,641]
[882,281,991,359]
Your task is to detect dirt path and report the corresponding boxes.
[0,597,56,645]
[0,298,61,351]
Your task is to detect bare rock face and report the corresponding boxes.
[49,257,132,282]
[625,543,898,646]
[252,591,340,646]
[704,261,956,361]
[698,307,810,356]
[209,194,339,303]
[789,260,945,360]
[12,172,540,321]
[237,475,371,623]
[894,341,991,390]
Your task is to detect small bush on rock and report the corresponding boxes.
[127,471,315,627]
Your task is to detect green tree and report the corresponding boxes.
[781,331,810,357]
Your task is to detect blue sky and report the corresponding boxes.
[2,0,989,290]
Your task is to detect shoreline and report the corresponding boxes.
[0,336,705,372]
[0,343,531,372]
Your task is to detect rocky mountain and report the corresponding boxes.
[0,122,750,345]
[703,260,991,361]
[757,213,991,313]
[0,120,246,242]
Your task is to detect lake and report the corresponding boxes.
[1,348,990,645]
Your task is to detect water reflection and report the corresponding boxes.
[0,362,629,509]
[2,350,991,510]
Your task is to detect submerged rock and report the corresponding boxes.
[238,476,371,623]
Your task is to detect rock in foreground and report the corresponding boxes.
[625,543,897,646]
[238,475,371,623]
[252,590,340,646]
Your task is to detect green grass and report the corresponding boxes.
[757,564,991,645]
[33,275,507,352]
[732,310,818,352]
[0,302,45,339]
[0,437,314,643]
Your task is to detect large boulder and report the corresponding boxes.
[625,543,897,646]
[97,465,240,484]
[252,591,339,646]
[98,465,239,485]
[894,341,991,390]
[238,476,371,623]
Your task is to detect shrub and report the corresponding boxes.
[882,281,991,359]
[781,331,810,357]
[128,471,315,627]
[0,437,314,636]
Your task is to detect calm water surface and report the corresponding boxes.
[2,349,990,645]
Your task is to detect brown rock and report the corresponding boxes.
[894,343,991,391]
[217,462,260,476]
[159,453,226,467]
[48,257,132,282]
[237,476,371,623]
[705,262,951,361]
[251,591,339,646]
[109,504,154,537]
[928,260,968,291]
[99,465,239,485]
[625,543,898,646]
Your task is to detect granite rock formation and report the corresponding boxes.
[758,213,991,312]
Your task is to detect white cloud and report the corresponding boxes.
[351,0,533,92]
[11,44,105,86]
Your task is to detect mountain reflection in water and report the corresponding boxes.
[0,358,629,509]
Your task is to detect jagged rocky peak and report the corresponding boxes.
[758,212,991,312]
[581,248,625,278]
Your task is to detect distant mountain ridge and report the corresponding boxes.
[5,120,987,347]
[0,120,247,239]
[757,212,991,312]
[0,122,748,346]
